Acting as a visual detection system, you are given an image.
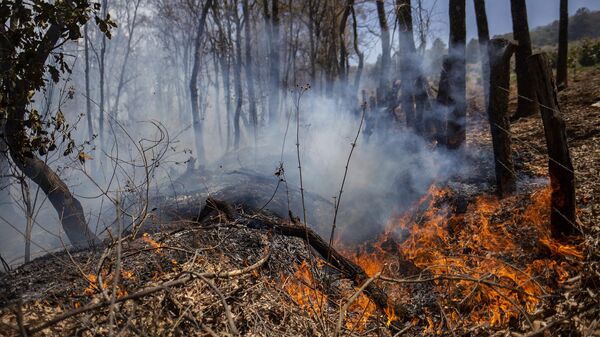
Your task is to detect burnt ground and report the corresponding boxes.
[0,68,598,336]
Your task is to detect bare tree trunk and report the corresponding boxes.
[445,0,466,149]
[350,2,364,107]
[473,0,490,108]
[83,23,96,176]
[189,0,214,163]
[19,177,33,263]
[265,0,281,124]
[487,39,517,197]
[528,53,578,237]
[338,1,352,105]
[113,0,142,120]
[396,0,416,128]
[99,0,108,150]
[242,0,258,144]
[510,0,539,119]
[376,0,391,107]
[556,0,569,89]
[232,5,244,150]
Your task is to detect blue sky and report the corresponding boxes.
[455,0,600,40]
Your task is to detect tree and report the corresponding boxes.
[264,0,281,124]
[0,1,114,248]
[396,0,416,128]
[189,0,214,163]
[473,0,490,107]
[444,0,466,149]
[242,0,258,143]
[376,0,391,107]
[510,0,539,118]
[556,0,569,89]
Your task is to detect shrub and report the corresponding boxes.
[577,39,600,66]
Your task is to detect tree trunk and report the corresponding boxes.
[556,0,569,89]
[473,0,490,108]
[445,0,466,149]
[527,53,578,237]
[242,0,258,144]
[99,0,108,150]
[510,0,539,118]
[113,0,141,120]
[83,23,96,176]
[487,39,517,197]
[267,0,280,124]
[350,2,364,108]
[189,0,214,164]
[7,82,100,248]
[396,0,417,128]
[233,6,244,150]
[376,0,391,107]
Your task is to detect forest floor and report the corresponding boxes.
[0,67,598,336]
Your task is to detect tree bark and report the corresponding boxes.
[473,0,490,108]
[445,0,466,149]
[267,0,280,124]
[350,3,364,108]
[396,0,418,129]
[189,0,214,163]
[376,0,391,107]
[113,0,142,120]
[242,0,258,144]
[487,39,517,197]
[556,0,569,89]
[510,0,539,118]
[232,5,244,150]
[527,53,578,237]
[99,0,108,150]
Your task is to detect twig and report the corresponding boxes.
[13,300,28,337]
[26,247,270,334]
[191,272,239,336]
[328,101,367,261]
[334,272,381,337]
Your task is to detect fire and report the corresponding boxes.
[346,184,583,328]
[83,271,130,298]
[282,260,378,331]
[282,260,327,316]
[142,233,164,253]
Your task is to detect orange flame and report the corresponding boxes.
[346,184,583,327]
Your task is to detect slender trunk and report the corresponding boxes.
[528,53,577,237]
[113,0,141,120]
[233,7,244,149]
[376,0,391,107]
[350,3,363,107]
[396,0,417,128]
[556,0,569,89]
[99,0,108,150]
[487,39,517,197]
[510,0,539,118]
[189,0,214,164]
[445,0,466,149]
[339,3,351,88]
[265,0,281,124]
[242,0,258,144]
[20,178,33,263]
[473,0,490,108]
[83,23,96,175]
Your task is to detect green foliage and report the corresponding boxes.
[0,0,114,161]
[576,39,600,67]
[496,7,600,47]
